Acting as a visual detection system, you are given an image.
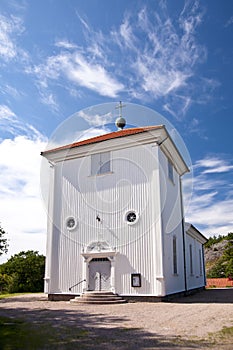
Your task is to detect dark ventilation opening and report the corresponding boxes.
[91,257,110,262]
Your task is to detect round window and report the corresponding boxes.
[125,210,139,225]
[66,217,77,230]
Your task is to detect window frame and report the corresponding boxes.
[91,151,111,176]
[199,249,203,276]
[189,244,193,275]
[173,235,178,275]
[168,159,174,183]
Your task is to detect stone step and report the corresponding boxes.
[83,291,115,296]
[79,295,123,301]
[71,299,126,304]
[70,291,127,304]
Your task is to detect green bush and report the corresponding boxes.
[0,251,45,293]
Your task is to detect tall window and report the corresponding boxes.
[199,249,203,276]
[168,159,174,183]
[189,244,193,275]
[91,152,111,175]
[173,236,178,274]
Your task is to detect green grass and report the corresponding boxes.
[0,316,49,349]
[0,293,31,300]
[208,325,233,344]
[0,316,90,350]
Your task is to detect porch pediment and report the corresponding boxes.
[81,240,116,260]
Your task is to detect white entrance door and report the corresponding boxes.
[89,258,111,291]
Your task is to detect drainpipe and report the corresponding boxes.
[179,177,187,293]
[202,245,207,287]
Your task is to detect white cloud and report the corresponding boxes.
[184,156,233,237]
[194,157,233,173]
[39,91,60,112]
[30,51,124,98]
[0,131,48,263]
[0,104,16,119]
[119,16,136,50]
[55,40,78,50]
[24,2,214,116]
[186,194,233,236]
[0,104,39,137]
[1,83,22,99]
[0,14,27,62]
[78,110,113,126]
[136,6,205,92]
[108,2,211,116]
[76,127,111,142]
[76,12,91,32]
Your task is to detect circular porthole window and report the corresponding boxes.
[125,210,139,225]
[66,217,77,230]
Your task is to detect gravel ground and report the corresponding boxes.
[0,288,232,349]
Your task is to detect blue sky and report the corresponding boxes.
[0,0,232,261]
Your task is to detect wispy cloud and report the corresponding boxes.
[0,14,27,62]
[25,1,213,116]
[55,40,78,50]
[194,157,233,174]
[0,104,16,119]
[185,156,233,237]
[38,90,60,112]
[1,83,23,99]
[0,104,40,137]
[78,110,113,126]
[29,51,124,98]
[225,15,233,28]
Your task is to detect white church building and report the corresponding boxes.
[41,122,207,301]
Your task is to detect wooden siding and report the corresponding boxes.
[48,143,163,295]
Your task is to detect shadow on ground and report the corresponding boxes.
[170,288,233,304]
[0,298,210,350]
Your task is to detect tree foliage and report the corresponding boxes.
[0,224,8,256]
[0,251,45,293]
[204,234,225,248]
[206,233,233,278]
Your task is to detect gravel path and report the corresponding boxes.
[0,288,232,349]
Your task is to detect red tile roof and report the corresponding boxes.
[42,125,164,155]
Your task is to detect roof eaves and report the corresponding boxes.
[41,125,164,156]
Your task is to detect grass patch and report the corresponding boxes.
[0,316,91,350]
[0,316,48,349]
[0,293,32,300]
[209,326,233,343]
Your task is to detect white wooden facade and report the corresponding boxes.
[42,125,207,299]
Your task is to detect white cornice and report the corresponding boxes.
[42,126,189,176]
[185,223,208,244]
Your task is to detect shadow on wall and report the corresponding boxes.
[115,254,151,294]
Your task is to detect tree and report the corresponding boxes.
[0,250,45,293]
[0,224,8,256]
[223,234,233,277]
[206,232,233,278]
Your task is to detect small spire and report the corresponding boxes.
[115,101,126,130]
